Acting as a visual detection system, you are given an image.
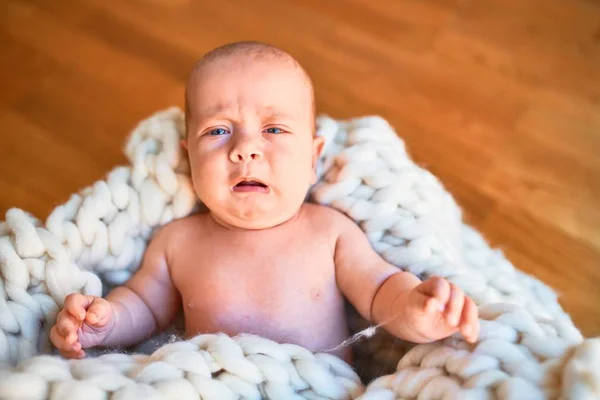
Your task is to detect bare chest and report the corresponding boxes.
[169,219,344,343]
[177,237,334,301]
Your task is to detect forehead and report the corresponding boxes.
[187,55,312,116]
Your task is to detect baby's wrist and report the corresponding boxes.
[390,289,411,319]
[371,271,419,323]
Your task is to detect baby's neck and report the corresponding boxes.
[207,206,304,232]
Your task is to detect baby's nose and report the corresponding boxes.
[229,138,263,162]
[231,151,261,162]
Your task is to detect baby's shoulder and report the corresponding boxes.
[149,212,209,248]
[301,203,356,236]
[302,202,343,219]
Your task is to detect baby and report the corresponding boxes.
[50,42,479,363]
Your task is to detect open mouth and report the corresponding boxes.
[236,180,267,188]
[233,178,269,192]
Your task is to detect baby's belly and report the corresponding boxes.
[180,281,351,361]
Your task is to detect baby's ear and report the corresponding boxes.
[311,135,325,168]
[310,135,325,183]
[180,138,188,151]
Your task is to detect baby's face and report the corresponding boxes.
[184,55,323,229]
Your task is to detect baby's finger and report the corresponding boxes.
[410,288,441,313]
[59,348,85,359]
[444,284,465,327]
[51,327,85,358]
[50,325,73,351]
[64,293,95,321]
[85,299,111,327]
[417,277,451,305]
[56,314,79,343]
[459,297,479,343]
[424,297,444,314]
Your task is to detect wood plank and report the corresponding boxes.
[481,110,600,252]
[0,110,109,219]
[481,203,600,336]
[0,29,61,107]
[450,0,600,102]
[0,0,182,112]
[31,0,196,82]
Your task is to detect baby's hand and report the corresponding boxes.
[403,277,479,343]
[50,293,114,359]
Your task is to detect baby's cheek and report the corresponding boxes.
[277,148,311,174]
[190,162,222,200]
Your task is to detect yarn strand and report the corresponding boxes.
[324,314,400,354]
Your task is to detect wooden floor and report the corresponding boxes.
[1,0,599,336]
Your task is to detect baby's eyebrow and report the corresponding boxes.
[199,104,232,117]
[194,105,296,124]
[193,105,236,127]
[262,107,295,121]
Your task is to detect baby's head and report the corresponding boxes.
[183,41,324,230]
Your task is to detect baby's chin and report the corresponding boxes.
[211,208,297,230]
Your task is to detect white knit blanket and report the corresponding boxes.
[0,107,598,399]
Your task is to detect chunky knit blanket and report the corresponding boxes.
[0,108,598,400]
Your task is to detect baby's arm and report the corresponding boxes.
[101,226,181,347]
[333,211,479,343]
[51,225,182,357]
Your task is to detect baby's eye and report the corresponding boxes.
[209,128,229,136]
[264,127,284,134]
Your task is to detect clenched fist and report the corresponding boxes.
[400,277,480,343]
[50,293,115,358]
